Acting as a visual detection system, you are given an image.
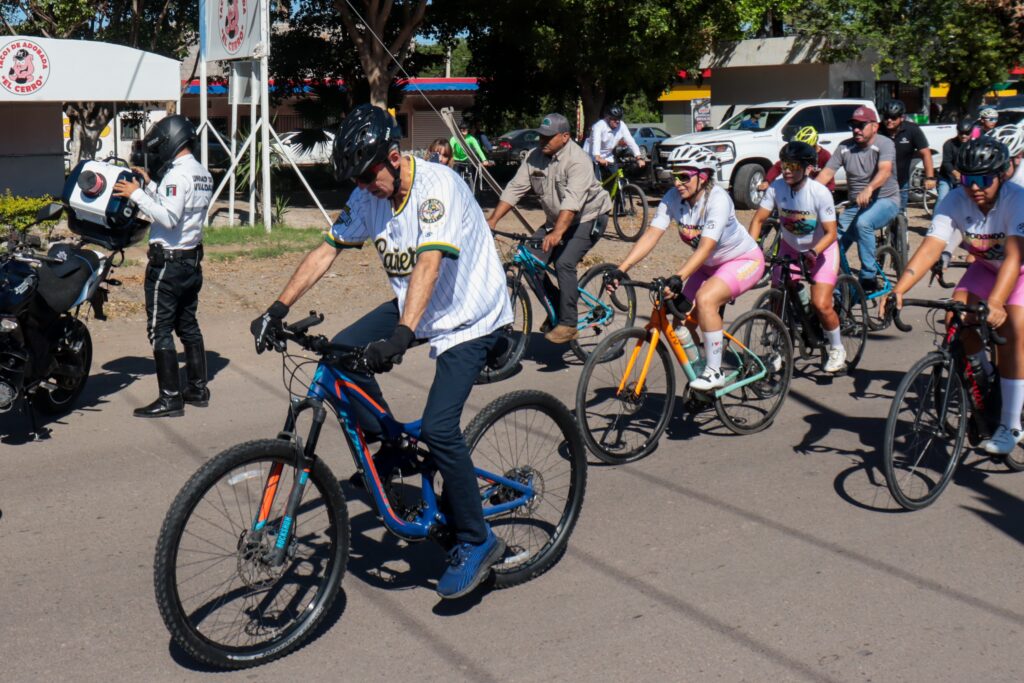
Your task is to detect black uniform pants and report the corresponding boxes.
[145,246,204,352]
[528,216,605,326]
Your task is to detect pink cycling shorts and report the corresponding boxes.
[772,241,840,287]
[683,246,765,301]
[954,261,1024,307]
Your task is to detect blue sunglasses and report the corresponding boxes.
[960,173,998,189]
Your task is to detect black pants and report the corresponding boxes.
[528,216,605,326]
[331,299,501,544]
[144,246,204,352]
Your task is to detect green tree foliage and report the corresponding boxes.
[413,38,471,78]
[785,0,1024,118]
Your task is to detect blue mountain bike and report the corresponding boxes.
[481,229,636,383]
[154,313,586,669]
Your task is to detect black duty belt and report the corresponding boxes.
[148,244,203,265]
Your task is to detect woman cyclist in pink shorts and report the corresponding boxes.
[885,137,1024,455]
[607,144,764,391]
[749,141,845,373]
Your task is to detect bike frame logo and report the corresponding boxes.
[0,39,50,95]
[218,0,248,55]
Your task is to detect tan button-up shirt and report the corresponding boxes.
[499,139,612,226]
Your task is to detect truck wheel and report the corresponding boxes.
[733,163,766,210]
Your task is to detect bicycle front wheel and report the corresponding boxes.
[570,263,637,362]
[465,390,587,588]
[755,222,780,288]
[883,353,967,510]
[612,183,648,241]
[154,440,349,669]
[715,309,793,435]
[576,327,676,463]
[834,274,868,371]
[477,273,533,384]
[892,212,910,268]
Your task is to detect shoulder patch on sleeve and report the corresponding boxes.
[165,184,178,197]
[418,198,445,223]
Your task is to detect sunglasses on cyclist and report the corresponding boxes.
[781,161,806,173]
[848,120,873,131]
[355,163,384,185]
[960,173,999,189]
[672,168,702,183]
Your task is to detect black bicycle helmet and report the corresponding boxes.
[131,115,197,181]
[605,104,624,119]
[956,117,975,135]
[779,141,817,167]
[955,136,1011,175]
[880,99,906,119]
[331,103,400,184]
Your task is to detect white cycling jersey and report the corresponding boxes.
[758,178,837,251]
[651,184,758,266]
[927,183,1024,269]
[327,156,513,356]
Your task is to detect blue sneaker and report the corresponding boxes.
[436,528,506,599]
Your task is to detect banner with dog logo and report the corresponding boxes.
[200,0,263,62]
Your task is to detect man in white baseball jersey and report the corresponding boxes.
[250,104,512,600]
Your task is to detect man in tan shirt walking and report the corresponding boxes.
[487,113,612,344]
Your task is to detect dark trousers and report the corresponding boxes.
[332,299,499,544]
[529,216,604,326]
[144,247,204,352]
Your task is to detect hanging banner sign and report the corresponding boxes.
[200,0,263,62]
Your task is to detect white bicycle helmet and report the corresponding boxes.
[666,144,720,175]
[989,124,1024,157]
[978,107,999,121]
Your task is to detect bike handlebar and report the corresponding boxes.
[272,311,369,370]
[491,228,548,249]
[887,297,1007,345]
[614,277,692,317]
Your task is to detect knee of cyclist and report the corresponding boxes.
[812,293,833,312]
[418,418,461,451]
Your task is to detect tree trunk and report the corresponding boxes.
[943,83,988,121]
[579,81,605,141]
[65,102,114,164]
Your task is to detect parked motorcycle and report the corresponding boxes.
[0,203,125,432]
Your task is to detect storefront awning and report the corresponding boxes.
[659,84,712,102]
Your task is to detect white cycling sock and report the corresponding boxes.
[704,329,724,373]
[999,377,1024,432]
[969,350,994,377]
[824,325,842,349]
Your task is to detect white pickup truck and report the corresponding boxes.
[654,98,956,209]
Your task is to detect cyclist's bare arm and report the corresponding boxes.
[748,206,772,241]
[400,250,443,331]
[491,163,532,229]
[886,236,946,310]
[815,167,836,188]
[812,220,838,255]
[275,241,340,307]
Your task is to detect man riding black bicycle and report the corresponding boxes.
[488,113,612,344]
[588,104,646,181]
[250,104,513,599]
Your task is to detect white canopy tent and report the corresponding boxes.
[0,36,180,197]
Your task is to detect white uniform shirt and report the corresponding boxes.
[650,184,758,266]
[327,156,513,356]
[927,183,1024,270]
[130,154,212,250]
[1010,161,1024,189]
[588,119,641,162]
[758,178,837,251]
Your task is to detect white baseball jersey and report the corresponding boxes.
[130,154,212,250]
[927,183,1024,270]
[588,119,641,162]
[651,184,758,266]
[758,178,837,251]
[327,156,513,356]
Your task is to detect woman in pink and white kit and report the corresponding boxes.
[886,137,1024,455]
[608,144,765,391]
[749,141,845,373]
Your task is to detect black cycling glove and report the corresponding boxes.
[604,268,628,290]
[364,325,415,373]
[665,275,684,296]
[250,300,289,354]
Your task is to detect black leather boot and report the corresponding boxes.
[182,342,210,407]
[133,349,185,418]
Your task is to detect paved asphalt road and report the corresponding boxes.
[2,253,1023,682]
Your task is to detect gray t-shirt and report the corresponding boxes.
[825,135,900,201]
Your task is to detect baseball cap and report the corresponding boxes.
[848,106,878,123]
[537,113,570,136]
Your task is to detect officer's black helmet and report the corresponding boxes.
[131,115,197,181]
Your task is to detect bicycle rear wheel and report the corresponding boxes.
[883,353,967,510]
[575,327,676,463]
[715,309,793,435]
[477,273,532,384]
[154,440,348,669]
[891,212,910,268]
[834,274,868,371]
[612,183,648,241]
[570,263,637,362]
[465,390,587,588]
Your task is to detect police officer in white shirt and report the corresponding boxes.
[113,115,213,418]
[588,104,646,181]
[250,104,513,600]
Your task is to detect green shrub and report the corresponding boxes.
[0,190,58,238]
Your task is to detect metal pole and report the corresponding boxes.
[199,52,209,169]
[228,64,239,227]
[249,63,257,226]
[260,0,272,233]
